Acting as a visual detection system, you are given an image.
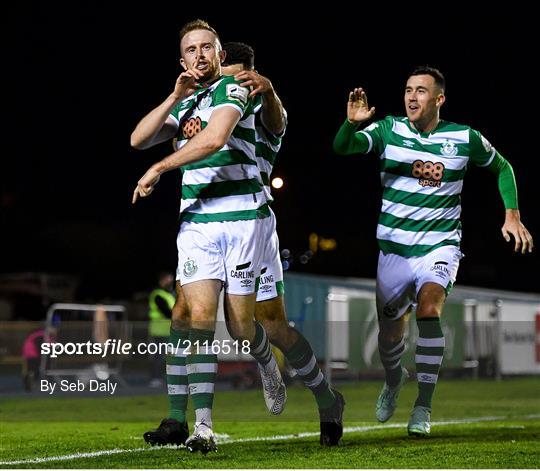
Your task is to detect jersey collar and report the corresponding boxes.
[405,118,446,138]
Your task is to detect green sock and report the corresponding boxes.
[415,317,445,410]
[250,321,273,366]
[166,327,189,423]
[378,336,405,388]
[285,330,335,410]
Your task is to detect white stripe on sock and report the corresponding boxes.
[295,355,317,377]
[259,344,272,360]
[166,365,187,375]
[252,334,269,355]
[304,371,324,388]
[415,354,443,365]
[381,339,405,355]
[382,351,404,363]
[417,337,445,347]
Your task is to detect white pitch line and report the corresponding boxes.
[0,447,155,466]
[217,415,510,444]
[1,414,537,466]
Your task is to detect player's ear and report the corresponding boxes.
[179,57,187,71]
[437,93,446,107]
[219,50,226,64]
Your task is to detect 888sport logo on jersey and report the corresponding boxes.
[411,160,445,188]
[182,117,203,139]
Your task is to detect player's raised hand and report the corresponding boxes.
[234,70,273,97]
[172,69,204,100]
[347,87,375,124]
[132,166,161,204]
[501,209,534,254]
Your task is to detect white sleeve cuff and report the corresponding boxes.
[359,130,373,153]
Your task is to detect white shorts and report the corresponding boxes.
[376,245,463,320]
[176,218,267,295]
[256,208,284,302]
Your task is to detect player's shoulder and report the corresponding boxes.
[437,120,484,148]
[214,74,249,91]
[215,74,238,86]
[214,75,251,107]
[379,115,405,127]
[437,119,471,133]
[364,115,401,132]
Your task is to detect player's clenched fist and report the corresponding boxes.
[132,166,161,204]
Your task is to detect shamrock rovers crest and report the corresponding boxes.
[440,139,458,156]
[183,258,198,278]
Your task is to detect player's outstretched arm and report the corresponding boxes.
[485,154,534,254]
[130,70,204,150]
[132,106,241,203]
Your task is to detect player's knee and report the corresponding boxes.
[416,303,442,318]
[188,303,214,324]
[171,318,189,331]
[378,318,406,343]
[260,318,289,345]
[172,302,188,320]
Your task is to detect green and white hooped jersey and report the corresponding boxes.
[253,98,286,204]
[358,116,496,258]
[169,75,269,223]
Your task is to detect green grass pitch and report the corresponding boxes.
[1,378,539,468]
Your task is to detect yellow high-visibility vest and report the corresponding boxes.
[148,288,175,337]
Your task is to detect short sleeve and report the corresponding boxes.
[213,76,253,116]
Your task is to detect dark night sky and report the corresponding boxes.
[2,4,539,299]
